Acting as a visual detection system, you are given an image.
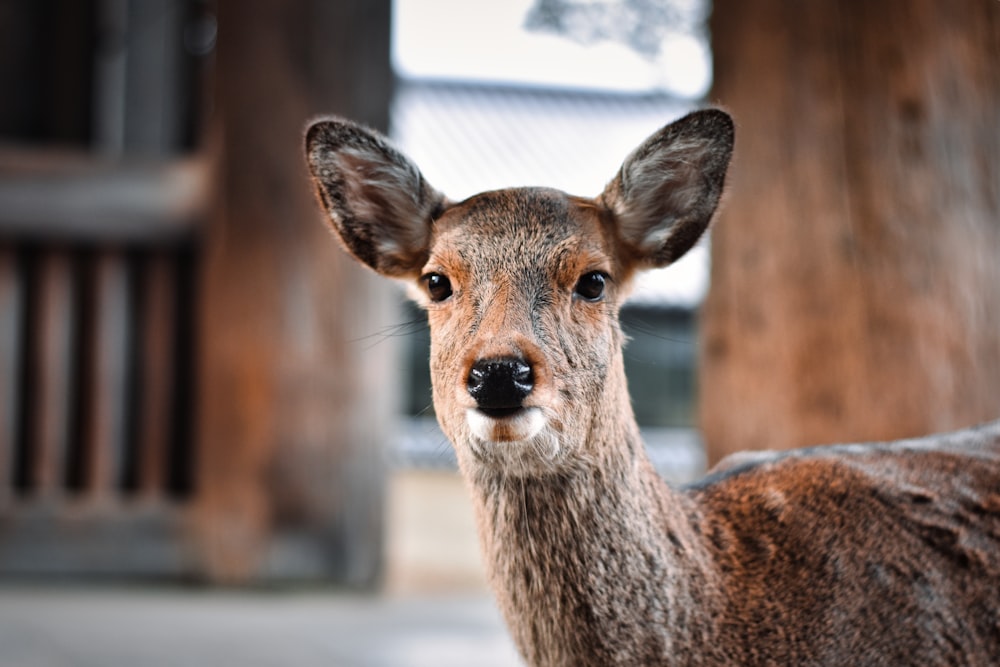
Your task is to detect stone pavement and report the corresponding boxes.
[0,587,523,667]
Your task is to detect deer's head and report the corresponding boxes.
[306,110,733,477]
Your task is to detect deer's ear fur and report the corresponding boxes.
[600,109,734,268]
[305,118,445,277]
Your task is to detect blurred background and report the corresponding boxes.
[0,0,997,665]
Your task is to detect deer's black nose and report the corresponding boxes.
[467,358,534,416]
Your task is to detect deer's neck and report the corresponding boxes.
[468,376,724,665]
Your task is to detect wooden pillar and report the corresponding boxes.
[196,0,396,584]
[700,0,1000,463]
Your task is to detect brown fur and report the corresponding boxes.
[305,110,1000,666]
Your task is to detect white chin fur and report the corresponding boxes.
[466,407,546,443]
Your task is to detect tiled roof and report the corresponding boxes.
[390,80,709,308]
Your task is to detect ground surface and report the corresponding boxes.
[0,587,522,667]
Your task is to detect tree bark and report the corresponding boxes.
[701,0,1000,463]
[195,0,396,584]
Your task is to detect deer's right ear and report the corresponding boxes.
[305,118,445,277]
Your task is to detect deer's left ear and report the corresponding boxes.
[600,109,734,268]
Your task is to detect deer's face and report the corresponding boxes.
[417,188,628,474]
[305,110,733,476]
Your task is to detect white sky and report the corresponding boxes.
[392,0,711,97]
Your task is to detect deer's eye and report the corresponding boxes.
[574,271,607,301]
[423,273,453,302]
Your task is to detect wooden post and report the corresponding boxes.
[195,0,396,584]
[700,0,1000,463]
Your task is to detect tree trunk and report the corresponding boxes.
[700,0,1000,464]
[195,0,396,584]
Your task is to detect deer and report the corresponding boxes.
[304,109,1000,666]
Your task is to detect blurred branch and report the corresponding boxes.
[524,0,704,58]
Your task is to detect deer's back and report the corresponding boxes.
[686,420,1000,665]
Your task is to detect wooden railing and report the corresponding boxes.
[0,149,206,576]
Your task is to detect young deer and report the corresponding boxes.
[305,110,1000,666]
